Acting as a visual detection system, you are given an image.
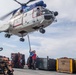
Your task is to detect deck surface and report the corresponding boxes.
[13,68,76,75]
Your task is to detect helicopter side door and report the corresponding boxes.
[23,9,33,27]
[14,16,23,28]
[32,7,44,26]
[12,9,23,28]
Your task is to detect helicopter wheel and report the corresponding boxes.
[39,28,45,34]
[5,34,11,38]
[20,38,25,42]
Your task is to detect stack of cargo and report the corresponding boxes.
[36,57,56,71]
[56,57,76,74]
[11,52,25,68]
[0,56,13,75]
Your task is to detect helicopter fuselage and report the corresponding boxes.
[0,0,58,42]
[8,6,56,37]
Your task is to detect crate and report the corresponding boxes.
[56,58,76,74]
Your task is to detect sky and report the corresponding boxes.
[0,0,76,61]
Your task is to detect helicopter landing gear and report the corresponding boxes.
[19,32,25,42]
[20,38,25,42]
[39,28,45,34]
[5,34,11,38]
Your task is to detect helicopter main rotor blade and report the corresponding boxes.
[14,0,22,6]
[0,0,36,20]
[28,0,36,3]
[25,0,36,5]
[30,0,36,1]
[14,0,36,6]
[0,8,19,20]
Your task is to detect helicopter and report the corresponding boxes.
[0,0,58,42]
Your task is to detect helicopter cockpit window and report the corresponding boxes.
[36,7,42,16]
[41,9,52,14]
[36,8,41,16]
[32,7,42,18]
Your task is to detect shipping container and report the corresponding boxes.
[37,58,48,70]
[48,59,56,71]
[11,52,25,68]
[56,57,76,74]
[37,57,56,71]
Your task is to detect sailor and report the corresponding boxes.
[29,49,34,69]
[32,50,37,69]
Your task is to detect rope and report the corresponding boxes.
[27,34,31,52]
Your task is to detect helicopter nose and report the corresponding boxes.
[44,15,53,20]
[54,11,58,16]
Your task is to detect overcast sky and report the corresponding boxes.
[0,0,76,60]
